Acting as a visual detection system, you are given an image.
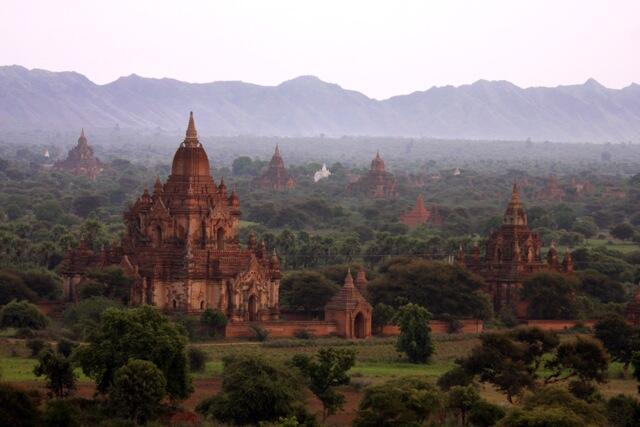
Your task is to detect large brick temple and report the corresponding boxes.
[54,129,104,180]
[252,145,296,191]
[60,113,282,321]
[462,184,573,317]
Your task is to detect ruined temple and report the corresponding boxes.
[60,113,281,321]
[400,194,431,228]
[536,175,565,201]
[252,145,295,191]
[54,129,104,179]
[348,151,397,198]
[464,184,573,317]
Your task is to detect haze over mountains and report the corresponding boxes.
[1,65,639,142]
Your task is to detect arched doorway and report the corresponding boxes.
[172,299,177,310]
[154,225,163,248]
[248,295,257,321]
[354,312,366,339]
[200,300,205,310]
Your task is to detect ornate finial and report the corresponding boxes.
[153,176,162,194]
[184,111,198,146]
[344,268,354,288]
[511,182,521,203]
[219,176,226,190]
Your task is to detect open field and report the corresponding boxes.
[2,332,638,425]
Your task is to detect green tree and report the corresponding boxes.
[61,296,121,340]
[42,399,81,427]
[34,349,76,398]
[353,376,443,427]
[612,223,636,241]
[594,314,639,369]
[280,271,339,315]
[469,400,505,427]
[200,308,227,337]
[461,328,559,403]
[0,299,49,330]
[545,336,609,387]
[521,272,578,319]
[372,303,396,334]
[0,383,41,427]
[292,347,356,420]
[197,354,311,426]
[85,266,134,304]
[580,270,626,303]
[394,303,434,363]
[0,270,37,305]
[607,394,640,427]
[369,258,491,319]
[75,305,192,400]
[108,359,167,424]
[446,385,480,425]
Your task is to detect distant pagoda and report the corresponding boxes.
[536,175,565,201]
[348,151,397,198]
[54,129,104,179]
[400,194,431,227]
[253,145,295,191]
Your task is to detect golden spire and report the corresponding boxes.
[184,111,198,146]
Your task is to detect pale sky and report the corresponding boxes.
[2,0,639,99]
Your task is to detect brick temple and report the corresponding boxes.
[400,194,431,227]
[463,184,573,317]
[348,151,397,198]
[61,113,281,321]
[252,145,295,191]
[54,129,104,180]
[536,175,565,201]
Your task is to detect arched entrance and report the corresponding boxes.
[248,295,257,321]
[217,228,225,250]
[354,312,366,339]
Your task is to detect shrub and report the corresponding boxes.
[57,338,78,358]
[188,347,207,372]
[0,300,49,330]
[293,329,314,340]
[26,338,47,356]
[249,324,269,342]
[43,399,80,427]
[200,309,227,338]
[0,383,41,427]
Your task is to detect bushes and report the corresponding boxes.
[188,347,208,372]
[250,324,270,342]
[26,338,47,356]
[0,300,49,330]
[200,308,227,338]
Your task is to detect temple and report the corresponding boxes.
[252,145,296,191]
[54,129,104,180]
[324,269,372,338]
[400,194,431,228]
[348,151,397,198]
[313,163,331,182]
[60,113,281,321]
[464,184,573,317]
[536,175,565,201]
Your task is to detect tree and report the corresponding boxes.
[372,303,396,334]
[200,308,227,337]
[594,314,639,369]
[42,398,81,427]
[108,359,167,424]
[446,385,480,425]
[353,377,443,427]
[612,223,636,241]
[188,347,208,372]
[545,336,609,388]
[196,354,311,426]
[607,394,640,427]
[0,299,49,330]
[461,328,559,403]
[394,303,434,363]
[521,272,578,319]
[292,347,356,420]
[34,349,76,398]
[580,270,626,303]
[75,305,192,400]
[280,271,339,315]
[0,383,40,427]
[85,266,134,304]
[61,296,121,340]
[469,400,505,427]
[498,386,607,427]
[369,258,491,319]
[0,270,37,305]
[631,352,640,393]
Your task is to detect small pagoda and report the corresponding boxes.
[348,151,397,198]
[54,129,104,180]
[253,145,295,191]
[325,269,372,339]
[400,194,431,228]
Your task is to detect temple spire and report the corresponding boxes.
[184,111,198,146]
[511,182,521,204]
[344,268,354,288]
[274,144,281,157]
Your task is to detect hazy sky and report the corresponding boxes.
[2,0,638,99]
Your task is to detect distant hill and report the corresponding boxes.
[1,65,638,142]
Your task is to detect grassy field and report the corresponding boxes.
[1,332,637,403]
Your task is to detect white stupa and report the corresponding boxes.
[313,163,331,182]
[44,149,50,158]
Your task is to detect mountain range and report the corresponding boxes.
[1,65,639,142]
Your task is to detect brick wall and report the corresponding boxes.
[225,321,338,338]
[381,319,484,336]
[523,319,596,330]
